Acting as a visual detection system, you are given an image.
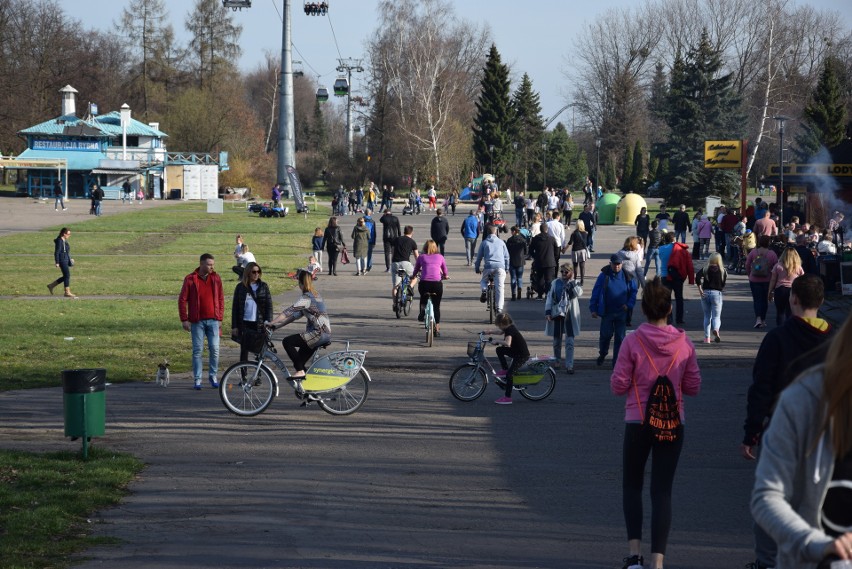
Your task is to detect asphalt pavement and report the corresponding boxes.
[0,198,781,568]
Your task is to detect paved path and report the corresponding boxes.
[1,201,778,568]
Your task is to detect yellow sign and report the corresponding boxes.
[704,141,742,169]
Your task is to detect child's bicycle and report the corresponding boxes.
[449,332,556,401]
[393,269,414,319]
[219,328,370,417]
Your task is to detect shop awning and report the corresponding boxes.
[91,168,142,175]
[16,148,106,170]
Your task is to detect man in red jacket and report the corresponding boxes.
[179,253,225,390]
[666,240,695,325]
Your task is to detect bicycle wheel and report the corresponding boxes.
[394,289,403,319]
[403,290,412,316]
[519,367,556,401]
[317,369,369,415]
[449,364,488,401]
[487,287,495,324]
[427,318,434,346]
[219,362,276,416]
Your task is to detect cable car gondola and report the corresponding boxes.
[303,2,328,16]
[316,87,329,102]
[333,77,349,97]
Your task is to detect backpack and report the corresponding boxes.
[632,338,682,444]
[751,251,770,278]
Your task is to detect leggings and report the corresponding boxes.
[327,249,340,275]
[773,285,792,325]
[418,280,443,323]
[281,334,317,373]
[495,345,529,398]
[622,423,684,555]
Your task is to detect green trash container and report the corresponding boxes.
[62,368,106,443]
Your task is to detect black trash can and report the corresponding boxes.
[62,368,106,442]
[169,188,182,200]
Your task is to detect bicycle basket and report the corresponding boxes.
[241,329,267,354]
[467,342,483,359]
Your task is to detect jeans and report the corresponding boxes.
[749,281,770,320]
[675,229,686,243]
[190,319,220,383]
[701,290,723,338]
[644,247,660,274]
[515,208,524,227]
[622,423,684,555]
[599,310,627,362]
[94,200,102,216]
[366,242,375,270]
[464,237,478,264]
[552,324,575,369]
[480,267,507,311]
[54,196,65,209]
[773,285,792,325]
[699,238,710,259]
[665,277,685,324]
[509,265,524,291]
[587,228,596,251]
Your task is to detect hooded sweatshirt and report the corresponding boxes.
[610,322,701,422]
[751,369,836,569]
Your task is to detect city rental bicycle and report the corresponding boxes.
[486,273,496,324]
[423,292,437,347]
[394,269,413,319]
[219,329,370,417]
[449,332,556,401]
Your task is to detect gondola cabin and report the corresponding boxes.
[333,77,349,97]
[316,87,329,102]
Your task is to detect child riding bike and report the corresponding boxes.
[482,312,530,405]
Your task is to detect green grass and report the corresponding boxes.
[0,448,143,569]
[0,200,333,388]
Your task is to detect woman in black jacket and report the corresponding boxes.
[321,216,345,276]
[231,262,274,362]
[47,227,77,298]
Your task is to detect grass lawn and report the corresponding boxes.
[0,200,332,389]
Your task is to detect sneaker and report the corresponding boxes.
[194,381,202,391]
[479,291,487,303]
[208,378,219,388]
[703,337,712,343]
[494,396,512,405]
[417,313,425,322]
[596,354,605,366]
[622,555,644,569]
[494,370,507,377]
[713,330,721,343]
[566,368,574,375]
[753,319,762,329]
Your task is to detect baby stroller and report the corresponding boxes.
[491,210,509,233]
[526,266,549,299]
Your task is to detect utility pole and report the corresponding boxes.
[337,58,364,160]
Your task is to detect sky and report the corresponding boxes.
[61,0,852,124]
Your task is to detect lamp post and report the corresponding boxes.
[542,142,548,190]
[120,103,131,161]
[773,116,789,226]
[512,141,518,194]
[488,144,495,176]
[595,138,601,191]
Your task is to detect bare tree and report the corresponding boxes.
[120,0,170,120]
[185,0,242,89]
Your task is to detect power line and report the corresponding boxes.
[326,10,344,61]
[268,0,334,79]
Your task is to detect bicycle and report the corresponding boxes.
[393,269,414,319]
[486,273,496,324]
[219,328,371,417]
[423,292,437,347]
[449,332,556,402]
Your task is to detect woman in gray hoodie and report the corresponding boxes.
[751,314,852,569]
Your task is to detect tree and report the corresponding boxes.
[546,123,586,188]
[472,45,513,180]
[794,55,848,161]
[120,0,171,120]
[661,30,744,205]
[621,144,633,191]
[628,140,645,193]
[185,0,242,89]
[511,73,545,190]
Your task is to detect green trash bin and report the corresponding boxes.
[62,368,106,442]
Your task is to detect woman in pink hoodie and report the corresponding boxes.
[611,277,702,569]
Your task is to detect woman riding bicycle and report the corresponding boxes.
[412,239,448,337]
[266,270,331,380]
[231,261,273,363]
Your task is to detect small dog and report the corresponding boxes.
[155,360,170,387]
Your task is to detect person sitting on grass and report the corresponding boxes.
[482,312,530,405]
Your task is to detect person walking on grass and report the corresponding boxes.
[47,227,77,298]
[695,252,727,344]
[179,253,224,390]
[611,277,701,569]
[545,263,583,374]
[590,255,638,367]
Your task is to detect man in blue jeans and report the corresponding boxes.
[179,253,225,390]
[590,255,637,367]
[644,220,662,274]
[461,209,482,266]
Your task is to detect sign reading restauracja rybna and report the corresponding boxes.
[704,140,743,169]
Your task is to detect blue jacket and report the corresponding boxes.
[658,243,674,278]
[363,215,376,245]
[461,214,481,239]
[475,234,510,272]
[589,266,637,316]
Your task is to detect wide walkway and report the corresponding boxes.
[0,199,788,568]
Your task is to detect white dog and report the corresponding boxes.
[155,360,170,387]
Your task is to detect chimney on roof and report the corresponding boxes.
[60,85,78,116]
[148,122,159,131]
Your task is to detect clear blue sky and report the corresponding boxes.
[63,0,851,123]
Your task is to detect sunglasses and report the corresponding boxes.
[250,269,262,274]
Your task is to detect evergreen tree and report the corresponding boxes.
[311,99,328,156]
[546,123,585,187]
[186,0,242,89]
[647,155,659,185]
[621,144,633,192]
[510,73,545,190]
[628,140,645,193]
[604,155,617,191]
[661,30,744,205]
[794,56,848,161]
[472,44,513,179]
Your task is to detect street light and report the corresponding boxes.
[488,144,495,176]
[541,142,548,190]
[595,138,601,192]
[512,141,518,194]
[773,116,789,225]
